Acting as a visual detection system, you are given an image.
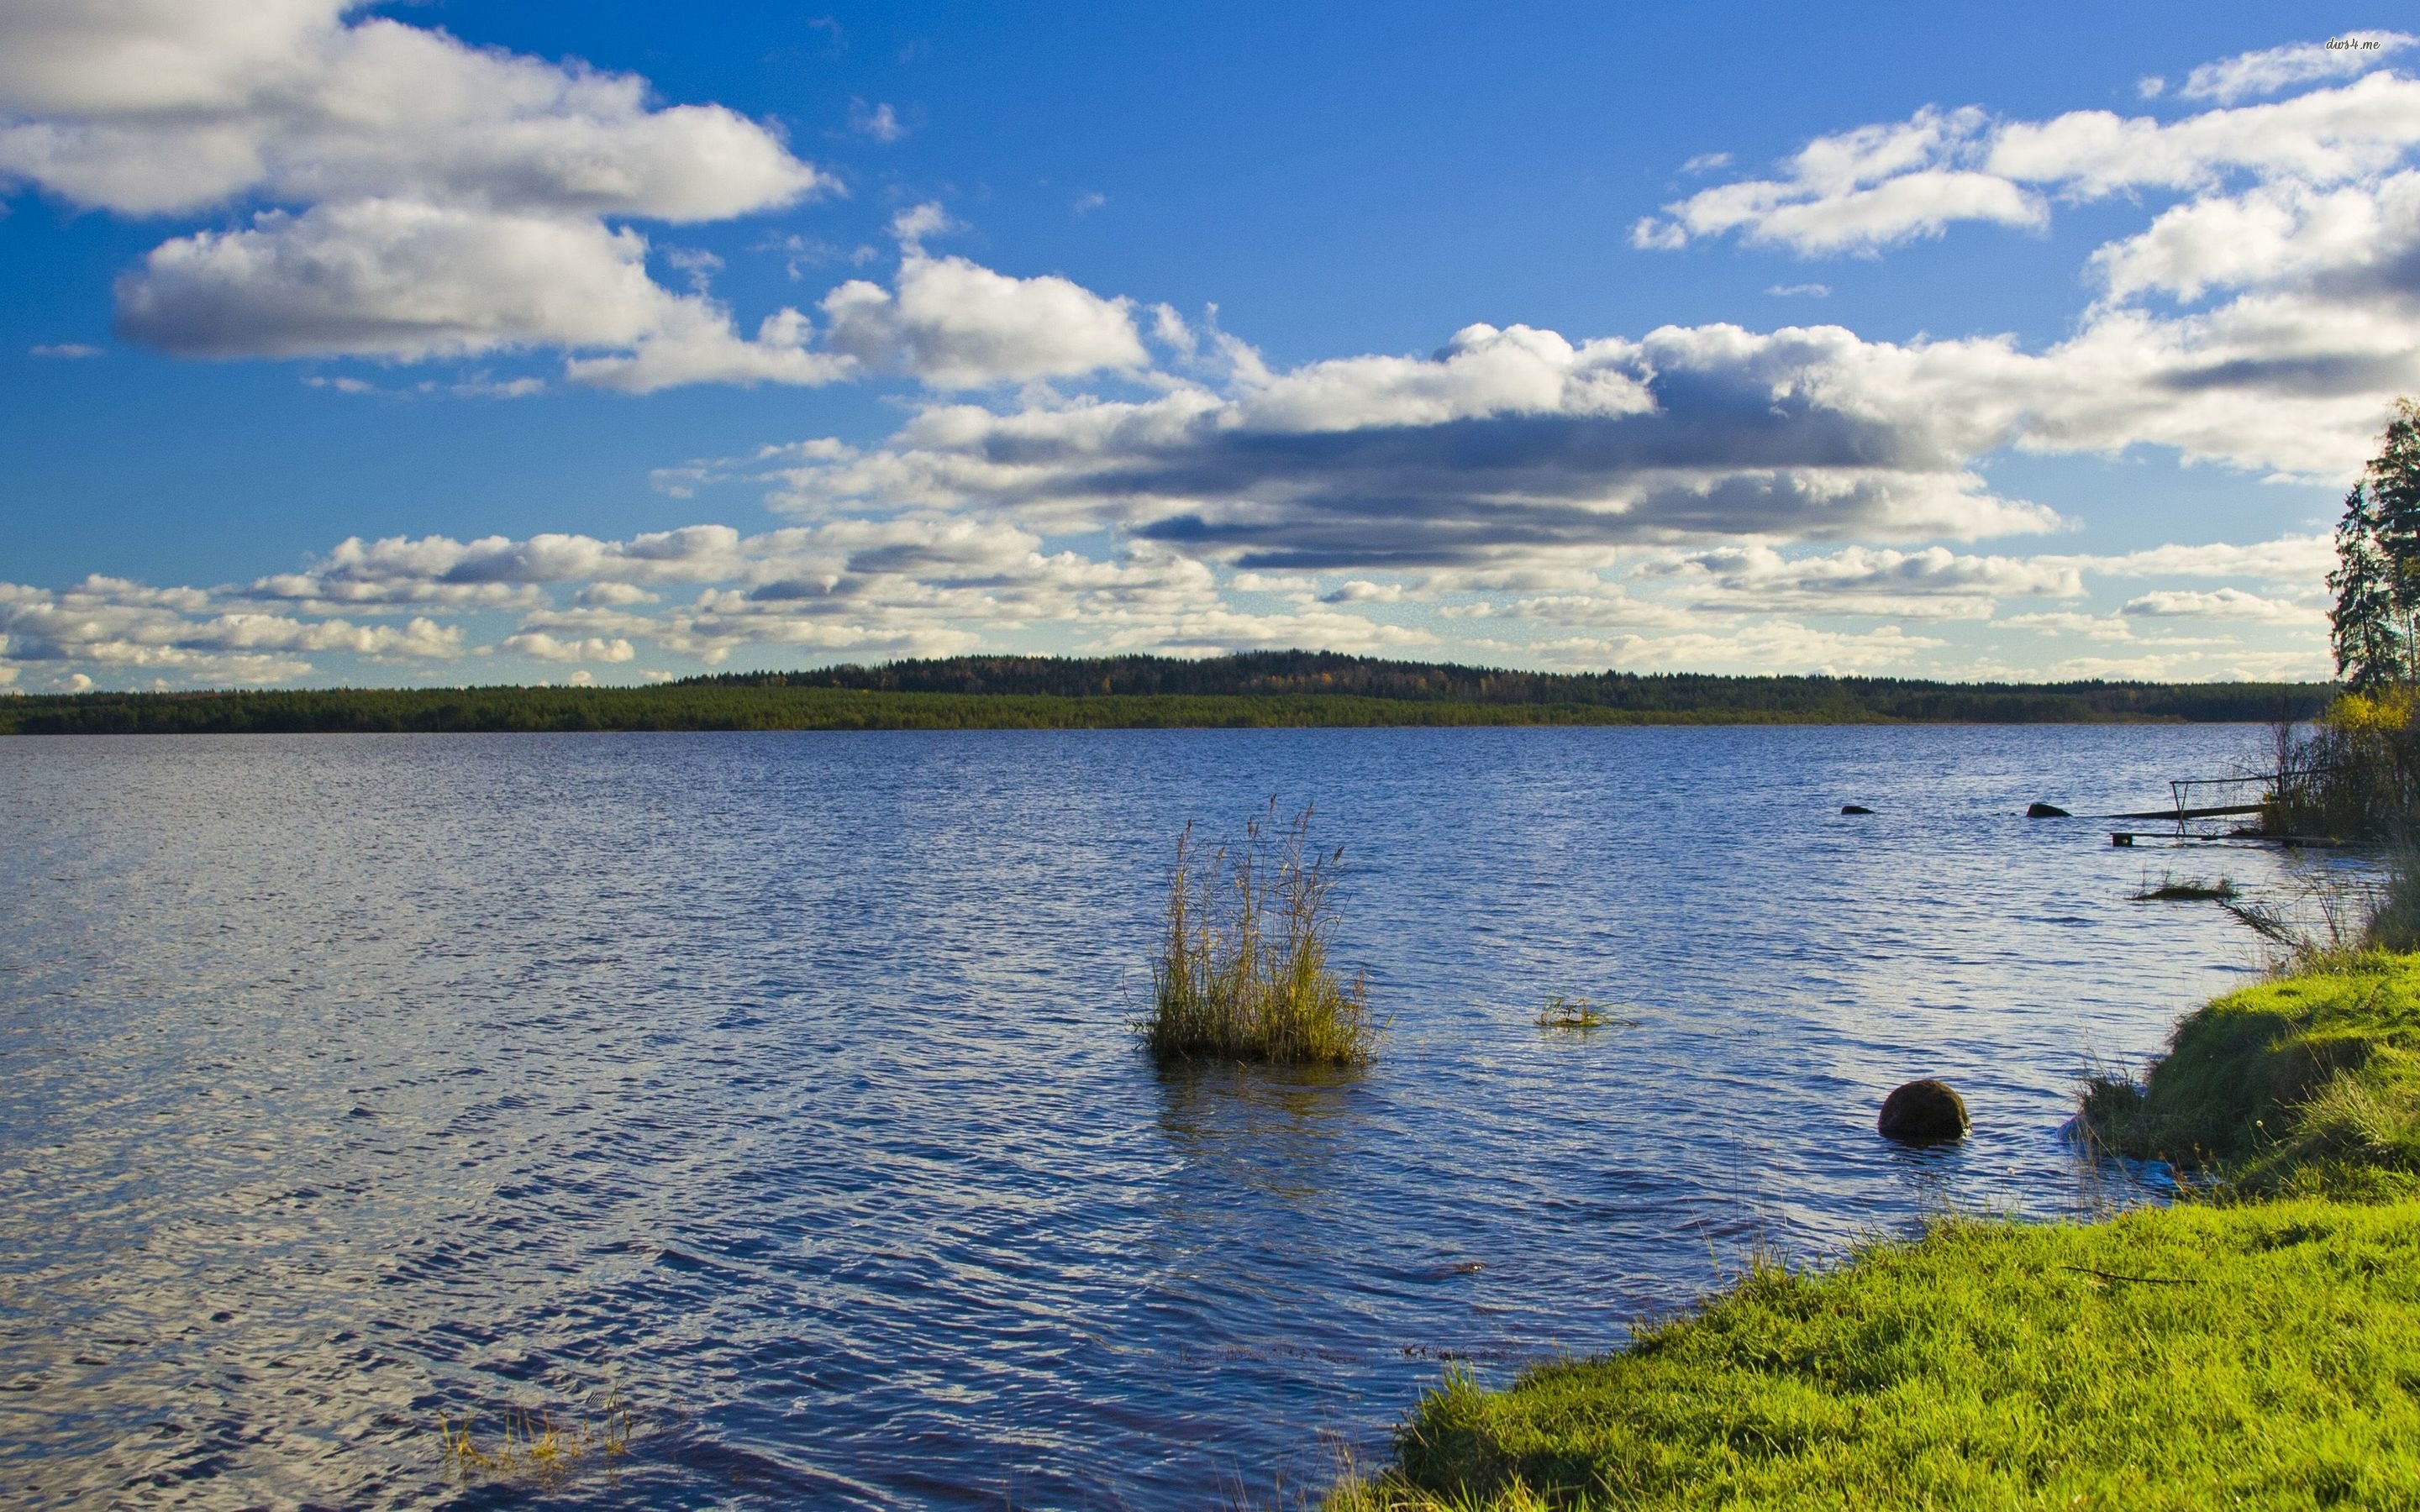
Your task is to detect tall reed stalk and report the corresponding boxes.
[1143,802,1374,1066]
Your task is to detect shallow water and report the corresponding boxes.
[0,726,2360,1508]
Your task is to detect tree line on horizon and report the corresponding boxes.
[0,663,2330,736]
[681,652,2323,719]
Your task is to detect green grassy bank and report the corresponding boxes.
[1332,956,2420,1509]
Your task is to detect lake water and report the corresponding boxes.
[0,725,2363,1508]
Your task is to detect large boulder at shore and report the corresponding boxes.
[1878,1079,1969,1142]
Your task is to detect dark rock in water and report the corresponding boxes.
[1840,804,1875,815]
[2027,801,2070,818]
[1878,1079,1969,1142]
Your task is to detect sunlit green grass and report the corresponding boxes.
[1330,1200,2420,1510]
[2082,948,2420,1200]
[1330,953,2420,1509]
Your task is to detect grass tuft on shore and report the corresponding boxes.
[1328,1199,2420,1509]
[2080,949,2420,1199]
[1142,803,1374,1067]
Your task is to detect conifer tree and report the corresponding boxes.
[2329,400,2420,689]
[2330,482,2403,691]
[2370,398,2420,683]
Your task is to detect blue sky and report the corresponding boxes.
[2,2,2411,690]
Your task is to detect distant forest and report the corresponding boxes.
[0,652,2331,734]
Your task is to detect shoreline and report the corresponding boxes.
[1327,951,2420,1509]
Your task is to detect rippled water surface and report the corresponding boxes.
[0,726,2362,1507]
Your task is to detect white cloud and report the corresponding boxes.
[748,318,2063,570]
[29,342,100,358]
[1986,72,2420,199]
[1634,107,2048,255]
[565,304,853,393]
[1319,580,1408,604]
[2120,586,2323,621]
[889,201,961,247]
[663,246,723,294]
[4,508,2340,687]
[1649,543,2083,617]
[848,98,905,143]
[1644,69,2420,256]
[1521,621,1947,675]
[2174,33,2415,106]
[1765,283,1830,297]
[0,0,834,391]
[0,2,826,218]
[0,18,2375,681]
[113,196,850,391]
[1999,611,2138,641]
[818,250,1149,387]
[0,574,466,685]
[2068,534,2335,584]
[502,632,636,663]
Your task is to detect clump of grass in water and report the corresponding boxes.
[438,1389,633,1488]
[1535,995,1631,1031]
[1143,801,1374,1066]
[2130,869,2237,902]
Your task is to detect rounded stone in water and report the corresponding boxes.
[1879,1079,1970,1142]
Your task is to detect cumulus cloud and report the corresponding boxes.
[3,511,2341,687]
[2173,33,2415,106]
[1647,543,2084,618]
[0,0,840,389]
[1512,621,1948,675]
[749,319,2064,571]
[0,574,466,685]
[502,632,636,663]
[1999,611,2139,641]
[239,518,1240,665]
[1639,70,2420,256]
[2069,534,2336,583]
[1633,106,2048,255]
[0,1,825,218]
[0,18,2372,681]
[819,249,1149,386]
[2120,586,2323,621]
